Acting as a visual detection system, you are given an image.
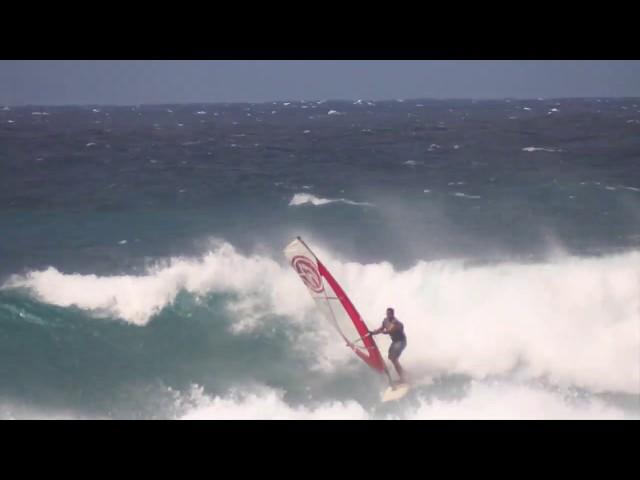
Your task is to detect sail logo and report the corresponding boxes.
[292,255,324,293]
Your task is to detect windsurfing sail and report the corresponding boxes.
[284,237,390,380]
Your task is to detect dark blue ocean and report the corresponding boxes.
[1,98,638,419]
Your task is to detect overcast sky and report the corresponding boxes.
[1,60,639,106]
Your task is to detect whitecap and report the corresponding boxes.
[522,147,562,153]
[289,193,373,207]
[453,192,481,199]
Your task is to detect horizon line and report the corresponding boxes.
[3,96,639,108]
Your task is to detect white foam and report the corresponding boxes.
[196,111,207,115]
[288,193,373,207]
[86,142,97,147]
[176,382,629,420]
[523,107,532,111]
[7,120,15,124]
[179,385,369,420]
[402,382,629,420]
[327,110,341,116]
[5,244,639,394]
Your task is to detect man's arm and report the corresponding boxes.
[369,322,386,335]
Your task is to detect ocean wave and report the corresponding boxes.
[4,242,639,395]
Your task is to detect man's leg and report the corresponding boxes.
[391,357,405,382]
[389,344,403,382]
[388,341,406,383]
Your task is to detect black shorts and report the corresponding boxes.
[388,340,406,360]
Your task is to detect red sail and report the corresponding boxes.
[317,261,387,373]
[284,237,387,375]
